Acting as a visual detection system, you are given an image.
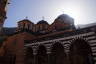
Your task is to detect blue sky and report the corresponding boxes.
[4,0,96,27]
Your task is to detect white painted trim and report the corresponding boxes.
[92,49,96,52]
[90,43,96,46]
[86,36,96,40]
[88,40,96,43]
[91,47,96,50]
[92,53,96,55]
[24,32,95,47]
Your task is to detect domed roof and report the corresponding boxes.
[37,20,49,24]
[58,14,69,18]
[55,14,74,24]
[18,19,34,24]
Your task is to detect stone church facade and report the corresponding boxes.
[0,0,96,64]
[0,14,96,64]
[24,26,96,64]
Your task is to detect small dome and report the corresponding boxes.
[55,14,74,24]
[18,19,34,24]
[37,20,49,24]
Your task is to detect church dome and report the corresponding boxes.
[55,14,74,24]
[57,14,69,19]
[18,19,34,24]
[37,20,49,25]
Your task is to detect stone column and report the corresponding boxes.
[33,48,37,64]
[63,44,70,64]
[46,45,51,64]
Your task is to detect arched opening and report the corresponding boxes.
[50,42,67,64]
[25,47,34,64]
[37,45,47,64]
[70,39,93,64]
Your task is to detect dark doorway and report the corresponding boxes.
[50,42,67,64]
[70,39,93,64]
[37,45,48,64]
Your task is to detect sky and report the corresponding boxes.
[4,0,96,27]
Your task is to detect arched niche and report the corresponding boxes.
[69,39,93,64]
[37,45,48,64]
[50,42,67,64]
[25,47,34,64]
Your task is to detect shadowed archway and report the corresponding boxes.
[25,47,34,64]
[70,39,93,64]
[37,45,48,64]
[50,42,67,64]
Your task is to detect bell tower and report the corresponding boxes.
[0,0,9,34]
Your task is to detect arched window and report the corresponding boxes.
[23,23,25,30]
[27,24,30,30]
[70,39,93,64]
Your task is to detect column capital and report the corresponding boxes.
[33,48,37,55]
[32,46,37,55]
[46,47,51,54]
[63,44,70,54]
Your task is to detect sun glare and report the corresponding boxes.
[63,9,81,25]
[57,3,83,25]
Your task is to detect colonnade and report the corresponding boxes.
[25,39,93,64]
